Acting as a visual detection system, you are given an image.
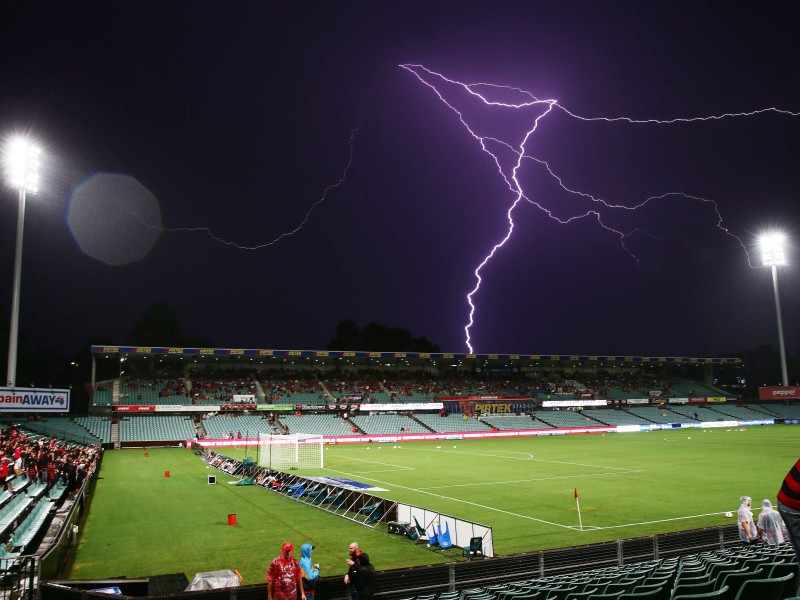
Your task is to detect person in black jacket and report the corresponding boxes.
[355,552,376,600]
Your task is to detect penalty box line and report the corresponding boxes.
[324,465,576,530]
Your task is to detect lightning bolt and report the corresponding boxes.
[400,63,799,353]
[119,123,362,249]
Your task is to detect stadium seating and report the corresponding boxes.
[415,414,492,432]
[533,410,603,428]
[581,409,649,426]
[391,542,796,600]
[350,414,429,435]
[118,415,196,441]
[17,417,100,445]
[12,497,53,551]
[479,415,540,431]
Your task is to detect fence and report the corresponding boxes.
[1,556,37,600]
[40,524,744,600]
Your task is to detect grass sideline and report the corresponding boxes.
[64,426,799,584]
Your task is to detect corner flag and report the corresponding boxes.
[574,487,583,531]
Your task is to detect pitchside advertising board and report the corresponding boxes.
[0,387,70,412]
[759,386,800,400]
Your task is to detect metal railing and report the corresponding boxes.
[39,524,746,600]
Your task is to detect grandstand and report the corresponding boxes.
[11,345,792,598]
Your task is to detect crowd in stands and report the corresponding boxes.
[259,371,326,403]
[100,367,737,409]
[0,424,100,551]
[0,425,98,494]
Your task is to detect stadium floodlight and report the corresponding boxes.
[758,232,789,387]
[4,136,41,387]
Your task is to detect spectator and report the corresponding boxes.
[777,458,800,583]
[0,457,10,492]
[266,541,305,600]
[738,496,756,544]
[299,543,320,600]
[355,552,376,600]
[757,499,786,544]
[344,541,361,600]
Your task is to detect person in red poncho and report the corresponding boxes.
[266,541,306,600]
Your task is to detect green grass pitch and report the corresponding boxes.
[64,426,798,584]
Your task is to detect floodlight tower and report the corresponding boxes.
[4,137,40,388]
[759,232,789,387]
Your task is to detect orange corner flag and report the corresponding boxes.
[574,487,578,500]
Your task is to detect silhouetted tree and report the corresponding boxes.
[328,320,439,352]
[128,302,213,348]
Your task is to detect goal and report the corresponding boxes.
[258,433,324,470]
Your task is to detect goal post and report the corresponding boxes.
[258,433,324,470]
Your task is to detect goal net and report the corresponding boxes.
[258,433,324,470]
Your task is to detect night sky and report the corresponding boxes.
[1,2,798,359]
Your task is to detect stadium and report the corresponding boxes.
[0,345,797,600]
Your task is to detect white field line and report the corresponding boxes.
[420,470,640,490]
[325,451,716,532]
[344,456,415,472]
[409,447,636,472]
[566,511,731,531]
[324,462,575,530]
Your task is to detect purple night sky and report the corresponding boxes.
[0,2,798,359]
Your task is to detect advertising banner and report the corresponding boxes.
[359,402,443,411]
[232,394,256,403]
[0,387,70,412]
[541,399,608,407]
[437,395,529,401]
[114,405,156,412]
[759,386,800,400]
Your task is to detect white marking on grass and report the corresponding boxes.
[344,456,415,472]
[323,466,575,530]
[565,511,730,531]
[419,469,640,490]
[413,447,633,473]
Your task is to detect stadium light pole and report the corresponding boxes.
[4,137,41,388]
[759,232,789,387]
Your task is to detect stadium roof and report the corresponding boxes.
[90,345,741,366]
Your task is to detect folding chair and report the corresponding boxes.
[463,536,483,559]
[438,522,453,549]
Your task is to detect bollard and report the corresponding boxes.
[228,513,237,526]
[164,470,170,478]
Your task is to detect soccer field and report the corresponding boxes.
[65,426,798,584]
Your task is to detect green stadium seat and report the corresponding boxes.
[671,580,717,597]
[717,568,763,599]
[764,561,795,580]
[604,580,642,595]
[564,589,599,600]
[733,572,794,600]
[463,536,483,559]
[618,588,667,600]
[671,586,729,599]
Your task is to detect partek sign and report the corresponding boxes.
[759,386,800,400]
[0,387,70,412]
